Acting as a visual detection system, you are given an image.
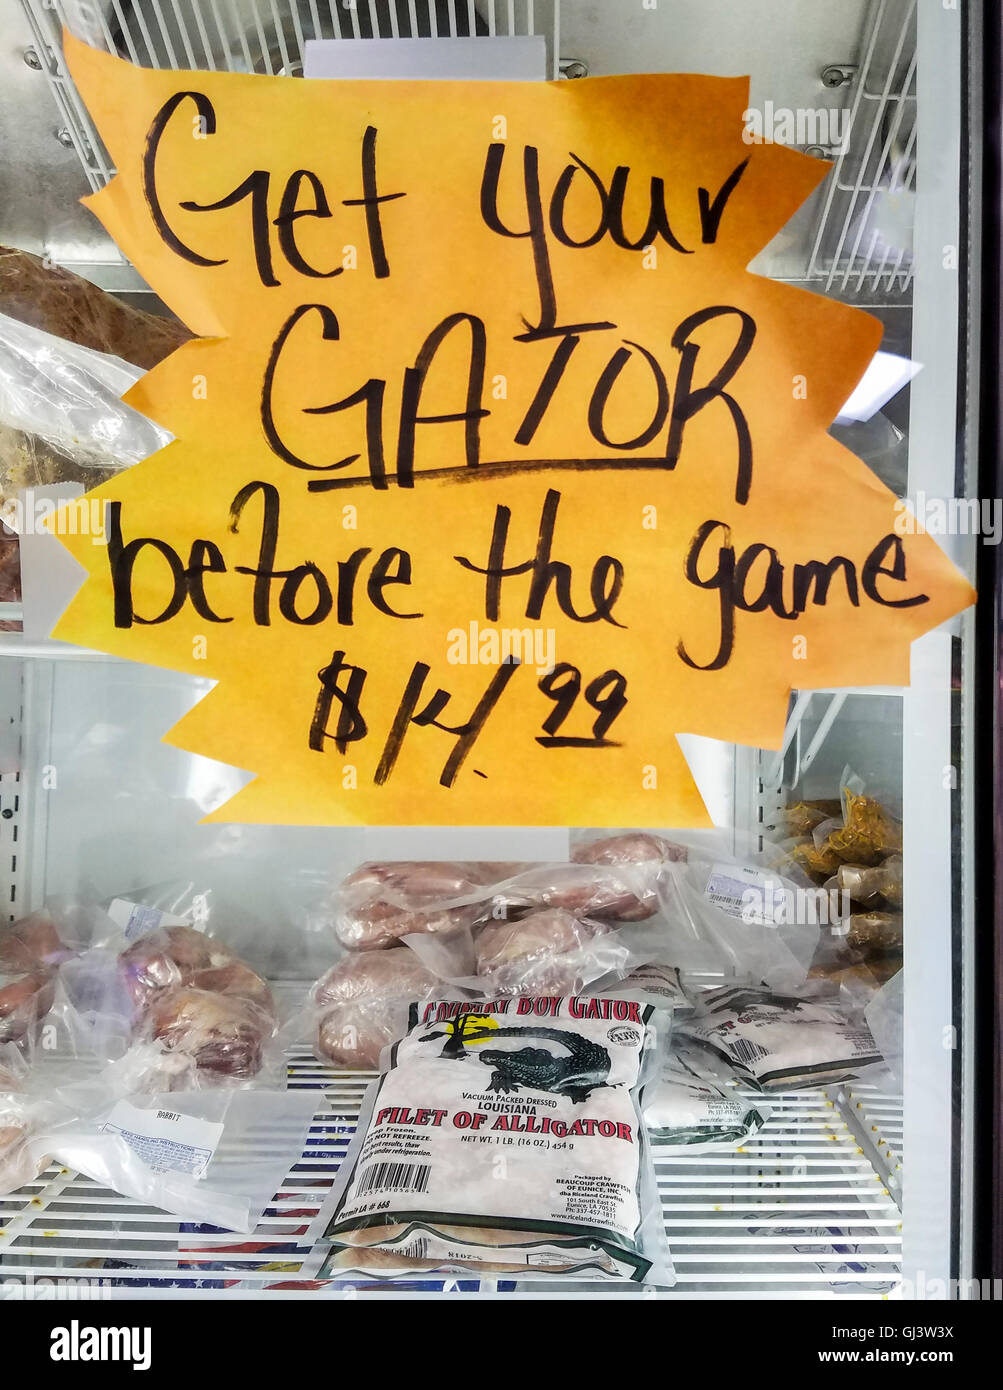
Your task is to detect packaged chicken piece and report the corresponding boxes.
[679,985,883,1090]
[311,948,441,1070]
[320,995,671,1282]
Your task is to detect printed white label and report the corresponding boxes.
[101,1100,223,1178]
[705,863,779,925]
[107,898,192,941]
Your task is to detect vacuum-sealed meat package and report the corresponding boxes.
[488,861,664,923]
[310,948,441,1069]
[142,988,275,1086]
[118,924,273,1018]
[0,912,71,971]
[678,985,883,1090]
[473,909,620,996]
[642,1043,771,1150]
[332,862,489,950]
[59,914,280,1087]
[0,968,55,1045]
[320,994,671,1282]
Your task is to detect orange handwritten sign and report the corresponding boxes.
[49,34,974,826]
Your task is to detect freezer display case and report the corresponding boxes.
[0,0,992,1299]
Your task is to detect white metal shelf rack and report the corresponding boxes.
[0,1052,903,1299]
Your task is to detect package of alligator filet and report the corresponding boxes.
[319,995,672,1284]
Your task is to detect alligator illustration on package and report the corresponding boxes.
[421,1017,612,1103]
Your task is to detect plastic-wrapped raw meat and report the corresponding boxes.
[491,863,661,923]
[572,832,688,868]
[118,925,241,1016]
[832,857,903,909]
[312,948,440,1069]
[474,908,615,996]
[314,949,440,1008]
[0,912,69,971]
[147,988,273,1083]
[788,839,842,881]
[195,961,275,1014]
[334,862,488,951]
[0,1053,45,1194]
[0,969,55,1045]
[807,956,901,991]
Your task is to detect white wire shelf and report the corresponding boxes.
[0,1052,903,1298]
[20,0,915,302]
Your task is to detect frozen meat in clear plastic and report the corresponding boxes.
[827,792,902,865]
[490,862,661,923]
[832,856,903,909]
[0,912,69,971]
[473,908,616,996]
[146,987,274,1083]
[333,862,488,951]
[117,924,241,1016]
[0,969,55,1045]
[312,947,441,1069]
[846,911,903,954]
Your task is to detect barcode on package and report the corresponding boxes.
[727,1037,772,1066]
[355,1161,431,1198]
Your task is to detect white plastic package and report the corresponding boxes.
[642,1042,772,1151]
[319,993,673,1283]
[27,1050,317,1233]
[653,854,820,992]
[596,961,691,1013]
[679,985,883,1090]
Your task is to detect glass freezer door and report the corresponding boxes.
[0,0,989,1300]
